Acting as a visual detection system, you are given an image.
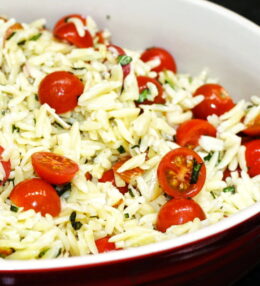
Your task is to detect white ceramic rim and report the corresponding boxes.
[0,0,260,271]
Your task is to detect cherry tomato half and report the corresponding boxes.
[10,178,61,216]
[96,31,105,44]
[95,236,117,253]
[53,14,93,48]
[0,146,11,185]
[99,169,128,194]
[38,71,84,114]
[31,152,79,185]
[245,139,260,177]
[192,84,235,119]
[107,44,130,79]
[140,47,177,73]
[176,119,217,148]
[112,157,144,184]
[157,148,206,198]
[156,198,206,232]
[136,76,165,105]
[243,114,260,137]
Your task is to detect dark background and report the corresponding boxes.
[207,1,259,284]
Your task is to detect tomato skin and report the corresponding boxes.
[176,119,217,148]
[157,148,206,198]
[156,198,206,232]
[53,14,93,48]
[0,146,11,185]
[99,169,128,194]
[31,152,79,185]
[223,167,241,180]
[136,76,165,105]
[107,44,130,79]
[140,47,177,73]
[192,84,235,119]
[9,178,61,216]
[95,236,117,253]
[38,71,84,114]
[243,114,260,136]
[245,140,260,177]
[96,31,105,44]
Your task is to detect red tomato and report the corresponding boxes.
[223,167,241,180]
[96,31,105,44]
[243,114,260,136]
[176,119,217,148]
[85,172,92,180]
[112,157,144,184]
[107,44,130,79]
[156,198,206,232]
[157,148,206,198]
[136,76,165,105]
[245,139,260,177]
[9,178,61,216]
[95,236,117,253]
[140,47,177,73]
[192,84,235,119]
[0,146,11,185]
[31,152,79,185]
[53,14,93,48]
[99,169,128,194]
[38,71,84,114]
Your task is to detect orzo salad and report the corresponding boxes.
[0,14,259,260]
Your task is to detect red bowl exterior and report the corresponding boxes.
[0,212,259,286]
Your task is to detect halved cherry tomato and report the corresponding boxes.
[5,22,23,40]
[192,84,235,119]
[156,198,206,232]
[245,139,260,177]
[107,44,130,79]
[243,114,260,137]
[38,71,84,114]
[10,178,61,216]
[31,152,79,185]
[176,119,217,148]
[112,157,144,184]
[157,148,206,198]
[140,47,177,73]
[53,14,93,48]
[0,146,11,185]
[136,76,165,105]
[99,169,128,194]
[95,236,117,253]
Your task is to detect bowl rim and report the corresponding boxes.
[0,0,260,272]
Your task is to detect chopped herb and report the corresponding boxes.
[38,248,49,258]
[53,122,64,129]
[90,215,98,219]
[1,110,6,115]
[17,39,26,46]
[128,189,135,198]
[72,221,83,230]
[124,213,130,218]
[131,145,139,149]
[204,151,214,161]
[117,145,126,154]
[12,125,20,133]
[223,185,236,194]
[29,33,42,41]
[137,88,150,103]
[246,105,253,109]
[106,15,111,20]
[54,183,71,196]
[70,211,83,230]
[7,31,16,40]
[10,205,19,212]
[70,211,77,224]
[117,55,132,66]
[55,248,62,258]
[210,191,216,199]
[190,160,202,184]
[72,67,86,70]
